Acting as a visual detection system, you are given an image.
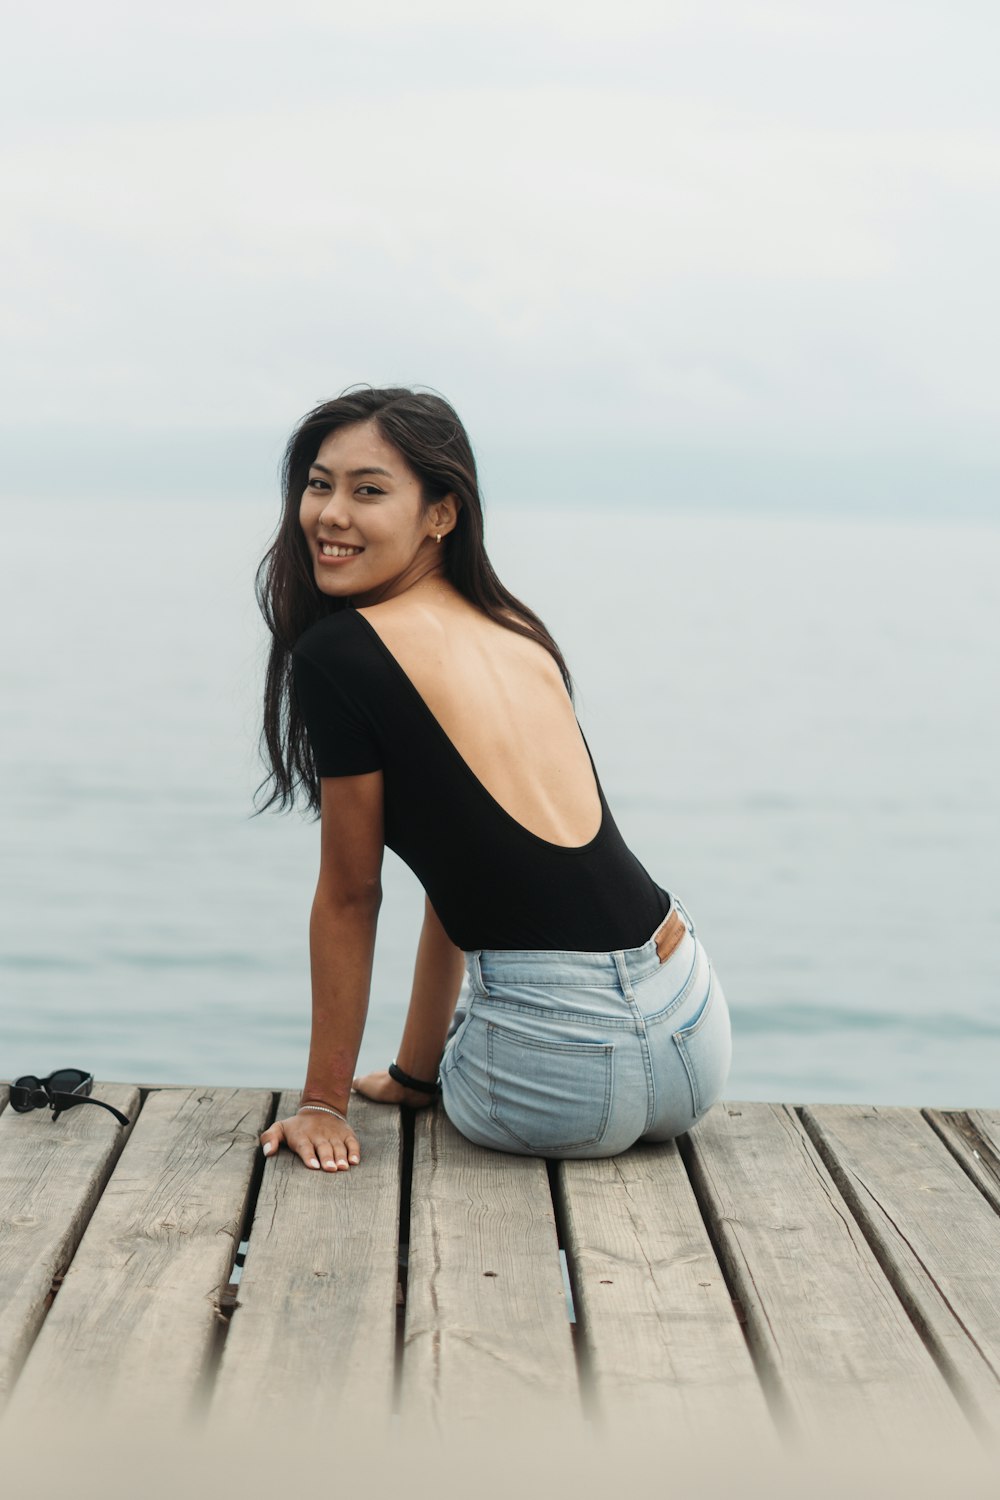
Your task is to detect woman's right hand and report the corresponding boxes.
[259,1110,361,1172]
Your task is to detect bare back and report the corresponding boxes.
[357,590,602,847]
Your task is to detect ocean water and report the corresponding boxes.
[2,499,997,1109]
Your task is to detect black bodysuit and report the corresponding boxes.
[291,607,670,952]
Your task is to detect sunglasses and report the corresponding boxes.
[9,1069,131,1127]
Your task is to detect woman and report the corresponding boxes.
[255,385,732,1173]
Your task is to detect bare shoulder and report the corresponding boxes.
[356,590,482,647]
[354,592,447,632]
[357,589,560,682]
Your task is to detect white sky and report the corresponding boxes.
[3,0,999,510]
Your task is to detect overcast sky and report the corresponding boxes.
[3,0,999,513]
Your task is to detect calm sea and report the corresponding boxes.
[2,499,997,1109]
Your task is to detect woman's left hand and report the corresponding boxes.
[352,1069,437,1109]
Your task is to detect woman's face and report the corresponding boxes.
[299,420,448,606]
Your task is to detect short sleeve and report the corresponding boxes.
[292,641,383,777]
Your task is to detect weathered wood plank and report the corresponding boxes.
[925,1107,1000,1215]
[0,1085,270,1426]
[401,1107,580,1430]
[801,1103,1000,1443]
[0,1082,139,1411]
[556,1137,779,1445]
[681,1101,970,1448]
[209,1092,401,1427]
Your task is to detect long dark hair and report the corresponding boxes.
[253,384,573,817]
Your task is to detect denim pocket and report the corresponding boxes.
[672,969,732,1121]
[486,1020,614,1153]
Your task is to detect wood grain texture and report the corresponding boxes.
[556,1137,778,1446]
[681,1101,970,1448]
[925,1107,1000,1215]
[401,1107,580,1430]
[0,1082,139,1411]
[1,1085,270,1426]
[801,1103,1000,1443]
[210,1092,401,1428]
[5,1078,997,1451]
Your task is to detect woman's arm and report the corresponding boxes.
[396,892,466,1078]
[300,889,380,1115]
[260,768,384,1171]
[353,892,465,1105]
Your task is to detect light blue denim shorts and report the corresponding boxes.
[439,893,733,1159]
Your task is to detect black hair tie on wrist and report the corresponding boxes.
[388,1060,440,1096]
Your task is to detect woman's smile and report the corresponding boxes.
[317,540,365,563]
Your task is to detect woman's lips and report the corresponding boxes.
[317,542,365,564]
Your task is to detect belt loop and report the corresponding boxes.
[612,950,634,1000]
[468,949,487,997]
[672,895,696,939]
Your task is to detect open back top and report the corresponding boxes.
[291,605,670,952]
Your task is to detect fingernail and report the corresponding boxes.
[324,1160,335,1169]
[262,1142,273,1155]
[309,1157,320,1168]
[349,1154,359,1164]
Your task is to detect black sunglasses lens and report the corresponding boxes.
[10,1076,41,1110]
[49,1070,91,1094]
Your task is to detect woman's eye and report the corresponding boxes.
[356,485,383,496]
[307,478,328,491]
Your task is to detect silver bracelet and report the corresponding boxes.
[299,1104,350,1125]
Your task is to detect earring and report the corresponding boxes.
[435,533,441,544]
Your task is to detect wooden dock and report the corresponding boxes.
[2,1080,999,1460]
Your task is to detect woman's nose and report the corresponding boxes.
[318,495,350,527]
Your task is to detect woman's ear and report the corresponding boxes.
[429,492,462,539]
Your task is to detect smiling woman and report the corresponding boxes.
[301,429,452,601]
[252,384,732,1175]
